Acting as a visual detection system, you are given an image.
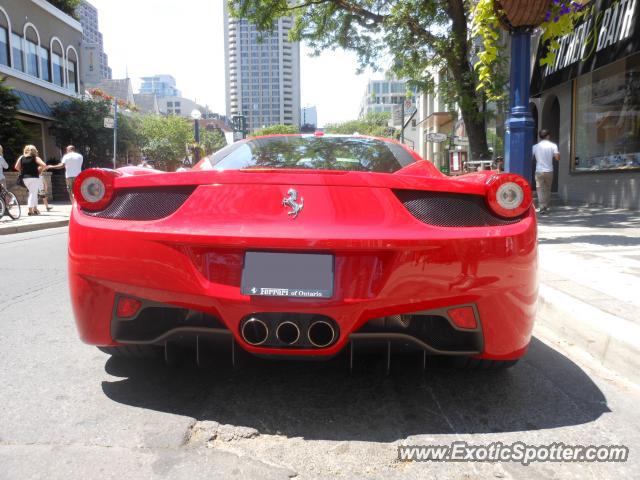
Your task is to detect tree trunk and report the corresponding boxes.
[446,0,491,161]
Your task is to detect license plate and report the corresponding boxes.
[241,252,334,298]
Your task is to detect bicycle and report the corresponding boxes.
[0,182,21,220]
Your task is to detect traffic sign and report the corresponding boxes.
[104,117,114,129]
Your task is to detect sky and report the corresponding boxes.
[89,0,384,126]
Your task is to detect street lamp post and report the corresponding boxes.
[504,29,535,184]
[191,109,202,164]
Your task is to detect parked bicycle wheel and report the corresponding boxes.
[3,191,20,219]
[0,197,5,219]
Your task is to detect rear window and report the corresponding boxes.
[207,136,415,173]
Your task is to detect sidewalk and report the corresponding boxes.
[0,203,72,235]
[535,205,640,386]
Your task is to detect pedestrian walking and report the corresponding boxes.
[532,129,559,214]
[14,145,48,216]
[48,145,83,202]
[0,145,9,189]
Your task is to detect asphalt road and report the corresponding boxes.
[1,228,639,479]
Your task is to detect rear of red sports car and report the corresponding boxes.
[69,135,537,368]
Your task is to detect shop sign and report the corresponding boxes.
[426,132,449,143]
[531,0,639,95]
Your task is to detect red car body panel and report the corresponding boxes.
[68,136,538,360]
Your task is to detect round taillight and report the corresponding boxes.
[485,173,532,218]
[73,168,118,211]
[80,176,106,203]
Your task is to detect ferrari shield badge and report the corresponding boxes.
[282,188,304,218]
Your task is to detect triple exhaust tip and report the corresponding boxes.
[241,317,336,348]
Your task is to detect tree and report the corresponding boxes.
[0,77,29,163]
[46,0,81,18]
[252,124,299,136]
[200,127,228,155]
[50,98,139,168]
[324,112,393,137]
[138,115,192,171]
[51,98,112,168]
[230,0,495,159]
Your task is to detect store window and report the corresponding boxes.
[573,53,640,172]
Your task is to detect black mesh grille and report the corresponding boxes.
[83,186,196,220]
[394,190,523,227]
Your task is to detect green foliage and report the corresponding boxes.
[199,127,228,154]
[0,77,29,163]
[252,124,299,136]
[51,98,111,167]
[324,112,393,137]
[46,0,81,18]
[50,98,139,168]
[138,115,192,171]
[472,0,589,98]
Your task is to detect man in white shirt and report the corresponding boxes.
[49,145,83,202]
[532,129,559,214]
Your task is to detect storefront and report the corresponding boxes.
[530,0,640,209]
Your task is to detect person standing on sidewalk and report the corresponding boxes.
[14,145,48,216]
[0,145,9,189]
[532,129,559,214]
[48,145,83,202]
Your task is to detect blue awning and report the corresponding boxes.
[13,89,53,119]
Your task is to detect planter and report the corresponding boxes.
[494,0,552,30]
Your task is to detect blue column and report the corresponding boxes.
[504,30,535,184]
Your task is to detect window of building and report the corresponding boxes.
[573,53,640,173]
[175,109,181,114]
[26,39,38,77]
[39,46,49,81]
[174,101,180,106]
[67,59,77,93]
[52,51,64,86]
[167,101,173,107]
[0,26,8,66]
[11,33,24,71]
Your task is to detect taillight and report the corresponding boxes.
[74,168,119,211]
[485,173,532,218]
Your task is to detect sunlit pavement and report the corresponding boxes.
[0,203,72,235]
[1,225,639,479]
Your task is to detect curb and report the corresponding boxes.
[0,219,69,235]
[537,283,640,387]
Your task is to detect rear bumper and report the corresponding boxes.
[68,204,538,360]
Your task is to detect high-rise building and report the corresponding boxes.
[224,3,301,132]
[139,74,181,98]
[76,0,111,85]
[301,106,317,129]
[359,78,408,118]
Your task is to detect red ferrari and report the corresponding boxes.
[69,134,537,369]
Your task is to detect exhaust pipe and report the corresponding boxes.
[276,321,301,345]
[308,320,336,348]
[241,317,269,346]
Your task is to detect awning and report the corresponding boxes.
[13,90,54,119]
